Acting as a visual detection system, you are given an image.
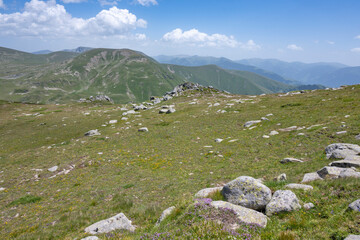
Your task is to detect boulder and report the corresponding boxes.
[280,158,303,164]
[138,127,149,132]
[48,166,58,172]
[330,155,360,168]
[84,213,135,234]
[325,143,360,159]
[303,203,315,210]
[244,120,261,128]
[156,206,175,226]
[85,129,101,137]
[348,199,360,212]
[301,172,323,183]
[317,166,347,179]
[222,176,272,210]
[159,109,168,114]
[285,183,313,191]
[195,187,223,198]
[345,235,360,240]
[339,169,360,178]
[210,201,267,228]
[265,190,301,216]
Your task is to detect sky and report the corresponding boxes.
[0,0,360,65]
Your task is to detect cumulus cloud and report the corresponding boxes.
[98,0,121,6]
[355,35,360,39]
[351,48,360,52]
[0,0,146,38]
[0,0,5,9]
[136,0,158,6]
[62,0,86,3]
[287,44,303,51]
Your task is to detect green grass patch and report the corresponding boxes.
[9,195,41,206]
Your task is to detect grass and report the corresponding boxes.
[0,85,359,239]
[8,195,42,206]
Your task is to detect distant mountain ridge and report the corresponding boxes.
[32,46,93,55]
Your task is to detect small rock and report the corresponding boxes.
[81,237,99,240]
[48,166,58,172]
[355,134,360,140]
[280,158,303,164]
[213,103,220,106]
[297,133,306,136]
[317,166,349,179]
[265,190,301,216]
[336,131,347,135]
[261,117,269,121]
[269,130,279,136]
[166,108,176,114]
[159,109,168,114]
[348,199,360,212]
[138,127,148,132]
[276,173,287,181]
[301,172,323,183]
[285,183,313,191]
[210,201,268,228]
[344,235,360,240]
[303,203,315,210]
[84,129,101,136]
[109,120,118,124]
[215,138,223,143]
[84,213,135,234]
[156,206,175,226]
[195,187,223,198]
[262,135,270,139]
[0,187,5,191]
[279,126,297,132]
[244,120,261,128]
[266,113,273,117]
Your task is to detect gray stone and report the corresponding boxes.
[336,131,347,135]
[156,206,175,226]
[215,138,223,143]
[279,126,298,132]
[265,190,301,216]
[84,213,135,234]
[210,201,267,228]
[109,120,118,124]
[269,130,279,136]
[339,169,360,178]
[348,199,360,212]
[195,187,223,198]
[301,172,323,183]
[261,117,269,121]
[166,108,176,114]
[159,109,168,114]
[325,143,360,159]
[330,155,360,168]
[81,237,99,240]
[276,173,287,181]
[356,134,360,140]
[280,158,303,164]
[317,166,347,179]
[345,235,360,240]
[84,129,101,137]
[138,127,148,132]
[285,183,313,191]
[244,120,261,128]
[48,166,58,172]
[303,203,315,210]
[222,176,272,210]
[0,187,5,191]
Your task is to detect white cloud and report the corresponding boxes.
[355,35,360,39]
[136,0,158,6]
[327,41,335,45]
[0,0,5,9]
[98,0,120,6]
[163,28,246,49]
[287,44,303,51]
[0,0,146,38]
[243,40,261,50]
[351,48,360,52]
[62,0,86,3]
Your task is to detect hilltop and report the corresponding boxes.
[0,84,359,239]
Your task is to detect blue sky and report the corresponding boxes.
[0,0,360,65]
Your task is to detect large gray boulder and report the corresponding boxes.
[210,201,267,228]
[84,213,135,234]
[345,235,360,240]
[222,176,272,210]
[339,169,360,178]
[317,166,348,179]
[348,199,360,212]
[195,187,223,198]
[156,206,175,226]
[285,183,313,191]
[265,190,301,216]
[301,172,323,183]
[325,143,360,159]
[330,155,360,168]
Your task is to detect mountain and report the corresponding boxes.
[313,66,360,87]
[32,50,53,54]
[0,47,184,104]
[63,46,93,53]
[155,55,299,85]
[237,58,349,86]
[165,64,296,95]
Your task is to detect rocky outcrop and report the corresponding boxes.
[79,95,113,104]
[210,201,268,228]
[84,213,135,234]
[339,169,360,178]
[265,190,301,216]
[325,143,360,159]
[222,176,272,210]
[317,166,347,179]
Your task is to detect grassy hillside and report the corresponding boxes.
[0,84,359,239]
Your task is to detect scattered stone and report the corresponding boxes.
[303,203,315,210]
[81,237,99,240]
[336,131,347,135]
[317,166,350,179]
[244,120,261,128]
[262,135,270,139]
[266,113,273,117]
[156,206,175,226]
[121,117,128,121]
[48,166,58,172]
[215,138,223,143]
[285,183,313,191]
[228,139,238,143]
[278,126,298,132]
[339,169,360,178]
[344,235,360,240]
[297,133,306,136]
[265,190,301,216]
[280,158,303,164]
[213,103,220,106]
[0,187,5,191]
[330,155,360,168]
[261,117,269,121]
[269,130,279,136]
[166,108,176,114]
[109,120,118,124]
[301,172,323,183]
[356,134,360,140]
[159,109,168,114]
[325,143,360,159]
[348,199,360,212]
[195,187,223,198]
[222,176,272,210]
[210,201,268,228]
[138,127,148,132]
[275,173,287,181]
[84,213,135,234]
[85,129,101,137]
